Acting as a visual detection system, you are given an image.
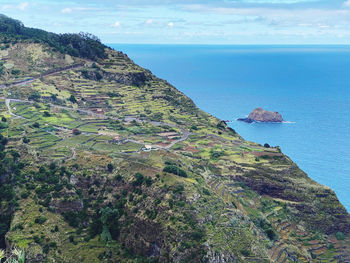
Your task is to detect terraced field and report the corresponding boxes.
[0,38,348,262]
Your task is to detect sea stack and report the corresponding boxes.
[238,107,284,123]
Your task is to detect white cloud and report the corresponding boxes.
[344,0,350,7]
[145,19,153,24]
[61,8,72,14]
[18,2,29,10]
[2,2,29,11]
[61,6,98,14]
[168,22,174,27]
[111,21,121,27]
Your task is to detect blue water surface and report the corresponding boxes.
[109,44,350,211]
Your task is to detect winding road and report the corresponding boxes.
[2,96,192,151]
[0,64,193,151]
[2,64,84,89]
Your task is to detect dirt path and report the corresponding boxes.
[1,96,192,151]
[5,99,22,119]
[2,64,84,88]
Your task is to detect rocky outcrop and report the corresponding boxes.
[238,107,284,123]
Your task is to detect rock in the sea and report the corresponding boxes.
[238,107,284,123]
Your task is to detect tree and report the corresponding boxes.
[163,165,188,178]
[264,143,270,148]
[68,95,77,104]
[336,231,345,240]
[72,128,81,135]
[28,92,41,101]
[107,163,114,173]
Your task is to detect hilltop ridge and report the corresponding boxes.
[0,16,349,263]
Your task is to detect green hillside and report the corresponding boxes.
[0,15,349,263]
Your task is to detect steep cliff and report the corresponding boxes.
[0,15,349,263]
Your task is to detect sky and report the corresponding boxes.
[1,0,350,44]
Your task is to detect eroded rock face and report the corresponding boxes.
[238,107,284,123]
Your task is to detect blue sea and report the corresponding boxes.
[109,44,350,212]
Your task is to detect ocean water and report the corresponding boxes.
[109,44,350,212]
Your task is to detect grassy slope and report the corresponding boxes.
[0,39,349,263]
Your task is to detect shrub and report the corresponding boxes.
[34,216,47,224]
[107,163,114,173]
[43,111,51,117]
[145,209,157,220]
[210,149,225,160]
[11,69,20,75]
[173,184,184,194]
[28,92,41,101]
[68,95,77,104]
[72,128,81,135]
[264,143,270,148]
[33,235,42,244]
[241,249,250,257]
[336,231,345,240]
[95,71,103,81]
[114,174,122,181]
[20,191,30,199]
[163,165,187,178]
[132,173,144,186]
[216,121,227,130]
[145,177,152,187]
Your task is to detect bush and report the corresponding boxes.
[114,174,122,181]
[210,149,225,160]
[336,231,345,240]
[145,177,153,187]
[72,128,81,135]
[216,120,227,130]
[173,184,184,194]
[34,216,47,224]
[33,235,42,244]
[11,69,20,75]
[28,92,41,101]
[264,143,270,148]
[132,173,144,186]
[0,122,7,130]
[107,163,114,173]
[68,95,77,104]
[163,165,187,178]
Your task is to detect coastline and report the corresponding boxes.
[110,43,350,212]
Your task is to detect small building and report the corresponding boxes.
[92,108,105,115]
[142,144,153,152]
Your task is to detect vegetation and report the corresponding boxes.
[0,14,106,60]
[163,165,188,178]
[0,248,25,263]
[0,17,348,263]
